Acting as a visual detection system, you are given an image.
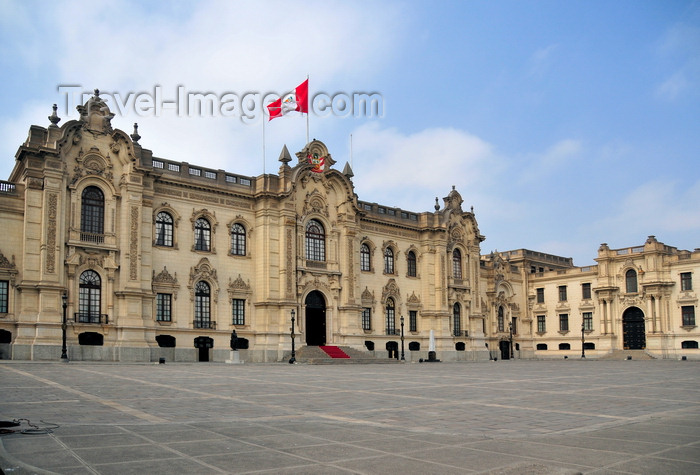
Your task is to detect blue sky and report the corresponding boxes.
[1,0,698,265]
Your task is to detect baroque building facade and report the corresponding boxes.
[0,93,698,361]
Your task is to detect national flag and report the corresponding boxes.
[267,79,309,120]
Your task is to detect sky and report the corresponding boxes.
[0,0,698,266]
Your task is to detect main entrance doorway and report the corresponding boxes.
[622,307,646,350]
[305,291,326,346]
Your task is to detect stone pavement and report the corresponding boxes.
[0,359,699,474]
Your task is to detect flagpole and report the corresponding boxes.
[262,110,266,174]
[306,74,310,146]
[350,133,353,169]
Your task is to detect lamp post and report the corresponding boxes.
[581,322,586,359]
[508,321,514,360]
[289,309,296,364]
[400,315,405,361]
[61,292,68,361]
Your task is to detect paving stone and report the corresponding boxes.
[1,360,699,474]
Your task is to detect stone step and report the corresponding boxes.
[287,345,402,364]
[599,349,656,360]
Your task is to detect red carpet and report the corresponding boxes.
[319,345,350,359]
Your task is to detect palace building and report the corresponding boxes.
[0,92,698,362]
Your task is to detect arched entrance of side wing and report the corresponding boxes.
[622,307,646,350]
[305,291,326,346]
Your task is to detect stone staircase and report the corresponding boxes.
[599,349,656,360]
[287,345,401,364]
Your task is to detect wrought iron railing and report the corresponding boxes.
[74,313,109,324]
[80,232,105,244]
[193,320,216,329]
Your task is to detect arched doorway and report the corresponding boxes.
[305,291,326,346]
[622,307,646,350]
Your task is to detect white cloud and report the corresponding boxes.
[592,179,700,244]
[517,138,582,184]
[349,122,500,211]
[0,0,406,180]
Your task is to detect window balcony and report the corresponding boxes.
[74,313,109,324]
[80,232,105,244]
[193,320,217,329]
[385,329,399,336]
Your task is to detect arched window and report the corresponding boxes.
[194,281,211,328]
[384,247,394,274]
[230,223,246,256]
[453,303,461,336]
[498,306,505,332]
[305,220,325,261]
[194,218,211,251]
[407,251,417,277]
[78,270,101,323]
[626,269,638,293]
[453,249,462,279]
[360,243,371,271]
[81,186,104,235]
[385,298,396,335]
[155,211,173,247]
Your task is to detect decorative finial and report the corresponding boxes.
[48,104,61,128]
[452,185,456,190]
[434,197,440,211]
[94,88,100,98]
[278,144,291,164]
[471,206,474,213]
[131,123,141,142]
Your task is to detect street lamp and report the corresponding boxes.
[581,322,586,359]
[508,321,514,360]
[289,309,296,364]
[400,315,405,361]
[61,292,68,361]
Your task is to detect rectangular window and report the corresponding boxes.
[682,306,696,326]
[225,175,236,183]
[583,312,593,331]
[511,317,517,335]
[582,283,592,300]
[188,168,201,176]
[536,288,544,304]
[151,160,164,169]
[362,308,371,331]
[559,314,569,332]
[537,315,546,333]
[0,280,8,313]
[239,178,251,186]
[558,285,567,302]
[204,171,217,180]
[168,163,180,172]
[232,299,245,325]
[681,272,692,291]
[409,310,417,332]
[156,293,171,322]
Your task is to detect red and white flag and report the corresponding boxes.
[267,79,309,120]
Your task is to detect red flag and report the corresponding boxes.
[267,79,308,120]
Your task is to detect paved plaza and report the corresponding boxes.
[0,359,699,474]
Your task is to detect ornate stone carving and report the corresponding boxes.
[229,274,251,292]
[0,251,16,269]
[381,278,400,303]
[153,267,178,284]
[407,291,421,304]
[129,206,139,280]
[46,193,58,273]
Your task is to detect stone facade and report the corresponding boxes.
[0,93,697,361]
